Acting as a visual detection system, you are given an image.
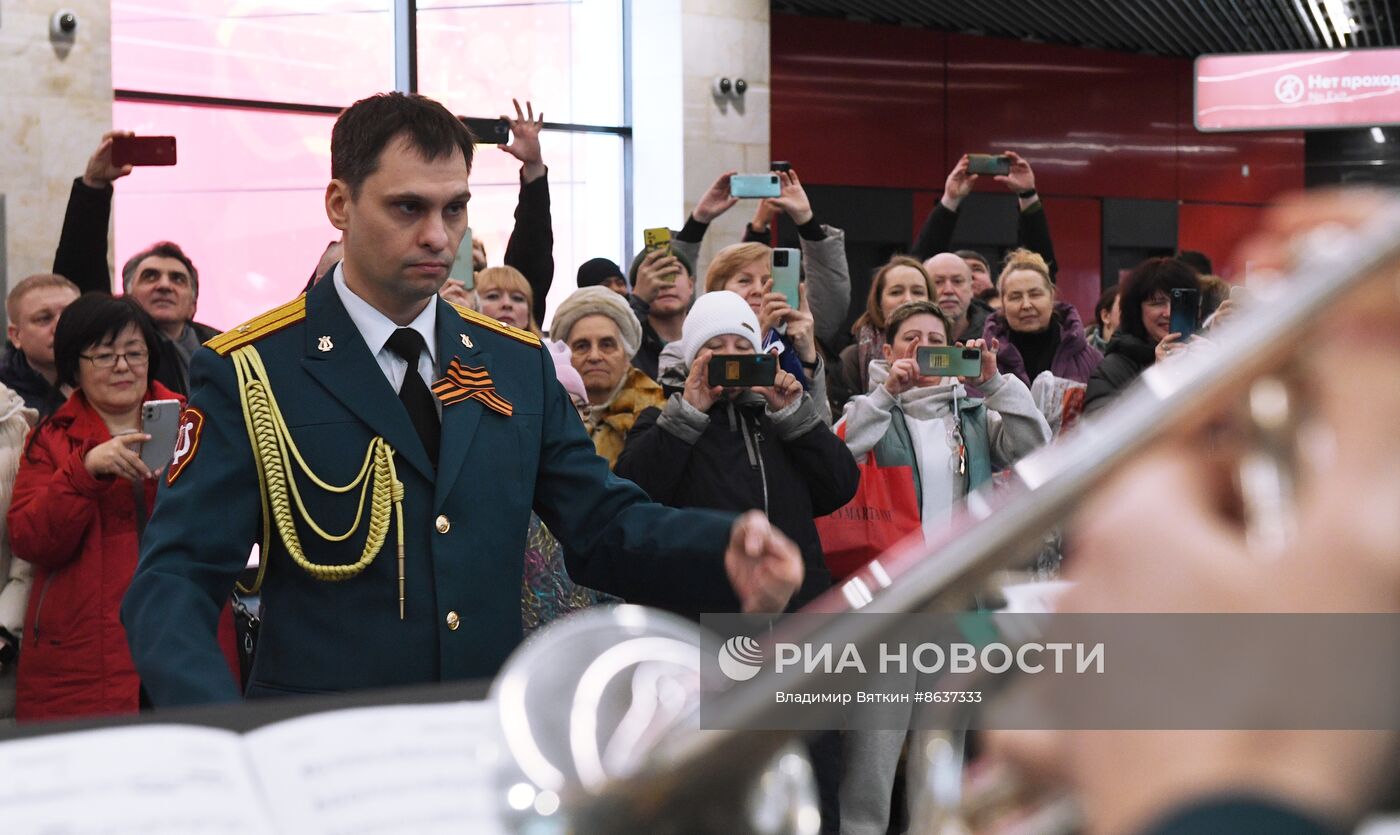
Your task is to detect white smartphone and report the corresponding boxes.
[140,399,182,471]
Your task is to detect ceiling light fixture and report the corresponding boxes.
[1372,127,1387,144]
[1322,0,1353,44]
[1306,0,1336,47]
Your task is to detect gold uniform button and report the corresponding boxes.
[446,611,460,631]
[435,514,451,534]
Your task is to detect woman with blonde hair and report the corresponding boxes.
[830,256,935,411]
[985,249,1101,385]
[982,249,1101,435]
[697,242,834,422]
[474,265,540,335]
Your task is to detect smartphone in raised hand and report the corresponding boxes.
[730,173,781,199]
[966,154,1011,176]
[771,248,801,309]
[111,136,177,167]
[462,117,511,146]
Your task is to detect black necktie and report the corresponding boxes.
[385,328,440,464]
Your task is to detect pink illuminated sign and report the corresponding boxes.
[1195,48,1400,132]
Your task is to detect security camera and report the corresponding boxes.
[712,77,733,97]
[51,9,78,39]
[734,78,748,96]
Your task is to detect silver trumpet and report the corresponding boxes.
[494,194,1400,834]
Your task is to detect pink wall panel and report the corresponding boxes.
[1178,203,1267,280]
[944,33,1182,201]
[771,15,946,190]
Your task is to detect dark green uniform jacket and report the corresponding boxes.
[122,276,736,706]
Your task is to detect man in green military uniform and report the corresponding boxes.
[122,93,803,705]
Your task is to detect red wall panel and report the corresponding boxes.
[944,34,1182,201]
[1178,203,1267,280]
[1040,197,1102,321]
[771,15,946,190]
[1175,69,1306,204]
[911,190,941,244]
[770,13,1306,302]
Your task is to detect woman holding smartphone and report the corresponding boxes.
[1083,258,1202,417]
[837,299,1050,535]
[834,299,1049,835]
[7,295,235,721]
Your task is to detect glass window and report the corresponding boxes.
[112,0,394,105]
[112,101,337,329]
[112,101,624,331]
[416,0,624,127]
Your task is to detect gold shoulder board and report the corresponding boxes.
[205,295,307,356]
[447,301,542,348]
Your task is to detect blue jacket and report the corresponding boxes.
[122,276,737,706]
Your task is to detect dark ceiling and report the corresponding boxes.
[771,0,1399,57]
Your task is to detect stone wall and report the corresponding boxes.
[0,0,114,311]
[679,0,769,280]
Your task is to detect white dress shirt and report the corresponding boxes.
[332,262,440,414]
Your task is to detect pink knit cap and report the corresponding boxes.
[546,339,589,403]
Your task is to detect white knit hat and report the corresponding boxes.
[680,290,763,366]
[551,285,643,359]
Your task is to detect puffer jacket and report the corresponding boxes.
[0,384,39,719]
[585,366,666,469]
[8,384,238,721]
[615,387,859,619]
[837,361,1050,535]
[1083,332,1157,416]
[983,301,1103,387]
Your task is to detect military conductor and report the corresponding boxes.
[121,93,804,705]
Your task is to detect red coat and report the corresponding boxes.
[8,384,238,722]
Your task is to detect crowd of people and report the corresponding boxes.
[0,90,1392,835]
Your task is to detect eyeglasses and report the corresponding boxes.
[79,349,150,369]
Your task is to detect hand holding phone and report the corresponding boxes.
[111,136,177,167]
[683,351,724,413]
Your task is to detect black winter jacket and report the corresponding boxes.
[615,391,860,618]
[1083,332,1156,416]
[0,347,63,416]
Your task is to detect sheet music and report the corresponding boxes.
[244,700,508,835]
[0,724,278,834]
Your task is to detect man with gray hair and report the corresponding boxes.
[52,131,219,394]
[923,251,990,343]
